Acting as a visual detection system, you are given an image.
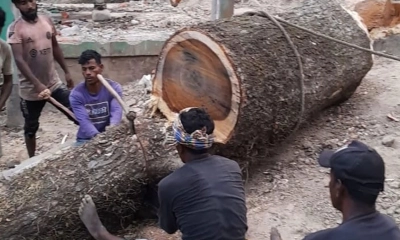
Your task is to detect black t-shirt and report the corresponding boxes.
[157,155,248,240]
[304,211,400,240]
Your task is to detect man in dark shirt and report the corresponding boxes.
[157,107,248,239]
[77,107,248,240]
[271,140,400,240]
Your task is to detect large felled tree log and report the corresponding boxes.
[152,0,373,159]
[1,0,373,239]
[0,115,182,240]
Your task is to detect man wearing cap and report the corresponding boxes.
[271,140,400,240]
[77,107,248,240]
[304,140,400,239]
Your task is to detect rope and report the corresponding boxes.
[244,10,400,62]
[242,10,306,134]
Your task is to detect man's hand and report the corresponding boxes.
[65,73,74,89]
[35,83,51,99]
[38,89,51,100]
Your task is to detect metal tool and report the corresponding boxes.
[211,0,234,20]
[97,74,148,168]
[96,74,136,130]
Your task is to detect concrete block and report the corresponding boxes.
[60,40,167,58]
[92,9,111,22]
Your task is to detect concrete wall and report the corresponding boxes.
[57,40,166,85]
[56,56,158,85]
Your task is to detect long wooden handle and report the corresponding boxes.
[97,74,129,115]
[48,96,77,122]
[97,74,148,169]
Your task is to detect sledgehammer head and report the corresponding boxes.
[126,111,137,135]
[126,111,137,121]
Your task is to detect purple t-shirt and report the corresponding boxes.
[69,79,123,140]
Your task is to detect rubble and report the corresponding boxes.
[382,135,395,147]
[37,1,300,43]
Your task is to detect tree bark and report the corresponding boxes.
[0,0,373,239]
[0,117,182,240]
[152,0,373,160]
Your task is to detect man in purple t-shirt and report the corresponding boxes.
[69,50,123,146]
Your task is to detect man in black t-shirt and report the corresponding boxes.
[157,107,248,240]
[271,140,400,240]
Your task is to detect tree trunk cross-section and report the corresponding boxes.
[0,0,373,239]
[153,0,373,159]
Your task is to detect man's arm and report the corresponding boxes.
[158,182,179,234]
[8,25,47,93]
[47,17,69,75]
[69,93,100,138]
[51,28,69,75]
[0,44,14,109]
[46,17,74,89]
[109,82,123,126]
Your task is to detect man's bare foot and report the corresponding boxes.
[78,195,106,239]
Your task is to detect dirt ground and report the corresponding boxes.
[2,0,400,239]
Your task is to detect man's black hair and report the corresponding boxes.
[332,172,378,206]
[78,49,102,65]
[11,0,23,4]
[0,7,5,29]
[180,108,214,154]
[11,0,27,4]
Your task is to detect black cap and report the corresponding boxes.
[318,140,385,195]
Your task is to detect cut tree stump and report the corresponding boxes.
[152,0,374,159]
[354,0,400,30]
[0,0,373,239]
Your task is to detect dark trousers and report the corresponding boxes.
[20,84,79,138]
